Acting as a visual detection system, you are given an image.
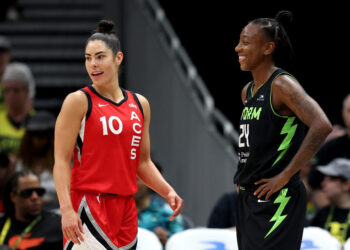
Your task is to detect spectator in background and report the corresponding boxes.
[308,94,350,210]
[207,191,238,230]
[303,123,346,223]
[310,158,350,244]
[0,170,62,249]
[324,124,346,144]
[0,36,11,111]
[0,152,12,215]
[15,111,58,210]
[300,159,328,225]
[0,62,35,158]
[135,162,185,246]
[0,0,20,21]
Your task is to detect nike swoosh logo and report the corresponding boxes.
[257,199,269,203]
[98,104,109,107]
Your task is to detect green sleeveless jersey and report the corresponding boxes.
[234,68,306,186]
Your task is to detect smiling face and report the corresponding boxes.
[85,40,123,86]
[235,23,275,71]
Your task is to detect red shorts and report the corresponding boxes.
[63,190,138,249]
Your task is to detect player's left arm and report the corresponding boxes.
[254,75,332,200]
[136,94,184,220]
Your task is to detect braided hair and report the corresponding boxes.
[250,10,294,68]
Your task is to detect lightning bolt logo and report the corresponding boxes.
[272,117,298,167]
[265,188,290,238]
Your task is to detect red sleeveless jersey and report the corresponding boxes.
[71,86,144,195]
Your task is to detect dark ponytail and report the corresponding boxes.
[274,11,294,68]
[94,19,115,34]
[86,19,121,55]
[250,10,294,68]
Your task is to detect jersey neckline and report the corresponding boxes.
[88,86,128,107]
[250,68,280,98]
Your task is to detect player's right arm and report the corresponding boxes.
[53,91,87,244]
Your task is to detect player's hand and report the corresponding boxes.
[167,190,184,221]
[61,208,84,244]
[253,172,290,200]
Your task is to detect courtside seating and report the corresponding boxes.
[136,227,163,250]
[301,227,341,250]
[165,228,238,250]
[342,237,350,250]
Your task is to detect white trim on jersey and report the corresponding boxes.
[80,116,86,143]
[76,116,86,164]
[63,196,137,250]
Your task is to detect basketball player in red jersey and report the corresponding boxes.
[53,20,184,250]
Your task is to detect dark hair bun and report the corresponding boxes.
[96,19,116,34]
[275,10,293,26]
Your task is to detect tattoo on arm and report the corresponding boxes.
[277,78,330,164]
[279,83,313,122]
[277,79,325,129]
[306,132,325,152]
